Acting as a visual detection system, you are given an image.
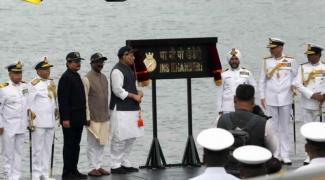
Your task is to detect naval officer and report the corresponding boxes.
[296,122,325,172]
[0,61,29,180]
[189,128,239,180]
[28,58,58,180]
[292,44,325,164]
[217,48,256,115]
[259,38,298,164]
[233,145,272,179]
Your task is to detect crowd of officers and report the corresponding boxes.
[197,37,325,179]
[217,38,325,164]
[192,83,325,179]
[0,46,144,180]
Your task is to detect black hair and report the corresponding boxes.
[307,139,325,152]
[266,157,282,174]
[235,84,255,101]
[203,148,230,167]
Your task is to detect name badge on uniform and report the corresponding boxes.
[315,76,325,94]
[239,71,249,78]
[22,88,28,95]
[279,59,292,70]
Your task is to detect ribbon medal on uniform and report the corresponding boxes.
[239,70,249,78]
[22,88,28,95]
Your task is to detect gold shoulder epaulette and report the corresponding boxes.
[321,61,325,64]
[284,55,294,59]
[263,55,272,59]
[49,79,56,87]
[0,82,9,88]
[31,79,40,86]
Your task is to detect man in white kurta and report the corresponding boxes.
[28,58,57,180]
[0,61,28,180]
[109,46,144,174]
[259,38,297,164]
[217,48,256,114]
[292,44,325,164]
[296,122,325,173]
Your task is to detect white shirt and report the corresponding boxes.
[0,81,28,136]
[28,77,57,128]
[259,55,297,106]
[296,158,325,172]
[217,67,256,112]
[111,69,128,101]
[293,61,325,110]
[189,167,239,180]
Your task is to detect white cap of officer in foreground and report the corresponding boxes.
[296,122,325,172]
[233,145,272,179]
[189,128,239,180]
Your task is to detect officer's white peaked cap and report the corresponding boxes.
[301,122,325,142]
[197,128,234,151]
[233,145,272,165]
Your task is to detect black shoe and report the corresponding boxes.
[75,171,88,179]
[62,173,79,180]
[111,167,127,174]
[122,166,139,172]
[303,162,310,165]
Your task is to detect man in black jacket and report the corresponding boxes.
[216,84,277,152]
[58,52,87,179]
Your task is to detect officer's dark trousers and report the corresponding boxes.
[62,126,83,176]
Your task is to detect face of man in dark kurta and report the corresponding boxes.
[67,60,81,72]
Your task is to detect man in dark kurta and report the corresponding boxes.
[58,52,87,179]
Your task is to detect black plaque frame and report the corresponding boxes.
[127,37,219,168]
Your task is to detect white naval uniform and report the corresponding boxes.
[0,81,28,180]
[110,69,144,169]
[295,158,325,172]
[28,77,57,180]
[293,62,325,123]
[259,55,297,159]
[189,167,239,180]
[217,67,256,113]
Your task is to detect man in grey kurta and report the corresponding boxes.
[83,53,110,177]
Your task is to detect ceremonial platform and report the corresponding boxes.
[23,159,302,180]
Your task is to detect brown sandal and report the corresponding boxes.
[88,169,102,177]
[97,168,110,175]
